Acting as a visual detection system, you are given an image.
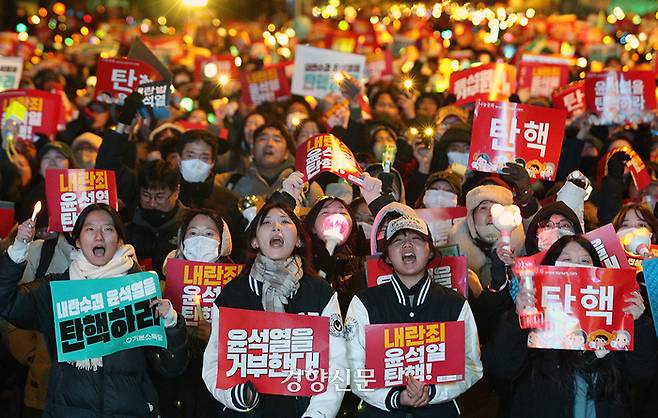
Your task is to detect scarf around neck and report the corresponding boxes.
[67,244,136,371]
[250,254,303,312]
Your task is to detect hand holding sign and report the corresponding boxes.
[400,375,430,408]
[281,171,306,202]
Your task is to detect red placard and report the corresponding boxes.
[44,169,118,233]
[449,63,516,106]
[295,134,363,186]
[584,71,657,124]
[366,255,468,298]
[95,57,161,104]
[517,57,570,98]
[512,265,638,351]
[165,259,243,327]
[0,201,14,239]
[365,49,393,82]
[468,100,566,180]
[194,54,236,82]
[239,64,291,106]
[365,321,465,388]
[597,146,651,192]
[216,307,329,396]
[0,89,62,140]
[519,223,630,269]
[552,81,586,120]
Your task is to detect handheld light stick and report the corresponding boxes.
[238,195,264,228]
[490,203,522,252]
[320,213,350,256]
[517,269,544,329]
[31,201,42,222]
[620,227,652,257]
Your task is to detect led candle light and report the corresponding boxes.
[518,269,544,329]
[381,144,397,174]
[238,195,264,227]
[490,203,522,252]
[31,201,42,222]
[620,227,652,257]
[320,213,350,256]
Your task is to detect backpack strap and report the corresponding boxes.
[35,237,58,279]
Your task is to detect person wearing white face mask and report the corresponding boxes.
[524,203,582,256]
[175,130,242,259]
[158,208,233,418]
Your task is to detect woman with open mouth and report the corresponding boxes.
[0,203,187,417]
[202,202,347,418]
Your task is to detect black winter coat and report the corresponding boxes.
[484,309,657,418]
[0,254,188,418]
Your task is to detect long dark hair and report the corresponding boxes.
[244,202,316,277]
[540,235,602,267]
[71,203,126,246]
[612,202,658,244]
[536,234,624,408]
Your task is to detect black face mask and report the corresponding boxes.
[140,207,171,226]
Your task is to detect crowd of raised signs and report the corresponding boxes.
[1,3,658,418]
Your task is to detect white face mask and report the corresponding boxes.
[555,260,593,268]
[358,221,373,239]
[180,159,213,183]
[447,151,469,167]
[423,189,458,208]
[537,228,574,252]
[182,235,220,263]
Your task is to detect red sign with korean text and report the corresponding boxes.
[365,49,393,82]
[216,307,329,396]
[0,201,14,239]
[44,169,118,233]
[414,207,467,248]
[365,321,465,388]
[597,146,651,192]
[95,57,161,104]
[0,89,62,140]
[295,134,363,186]
[164,259,243,327]
[239,64,291,106]
[194,54,236,82]
[366,255,468,298]
[449,63,516,106]
[585,71,657,124]
[517,56,570,99]
[469,100,566,181]
[519,223,630,269]
[511,265,638,351]
[552,81,586,120]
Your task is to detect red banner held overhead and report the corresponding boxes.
[216,307,329,396]
[468,100,567,180]
[449,63,516,106]
[519,223,630,269]
[164,259,243,327]
[365,321,465,388]
[0,89,62,140]
[366,255,468,298]
[239,64,291,106]
[44,169,118,232]
[552,81,586,120]
[295,134,363,186]
[517,55,570,99]
[512,264,638,351]
[597,146,651,192]
[95,57,162,104]
[585,71,657,124]
[365,49,394,82]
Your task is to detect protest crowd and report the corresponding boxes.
[2,1,658,418]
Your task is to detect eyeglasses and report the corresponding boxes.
[141,191,173,204]
[538,220,574,230]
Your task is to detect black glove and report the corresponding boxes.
[500,162,531,193]
[606,151,630,179]
[118,91,143,125]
